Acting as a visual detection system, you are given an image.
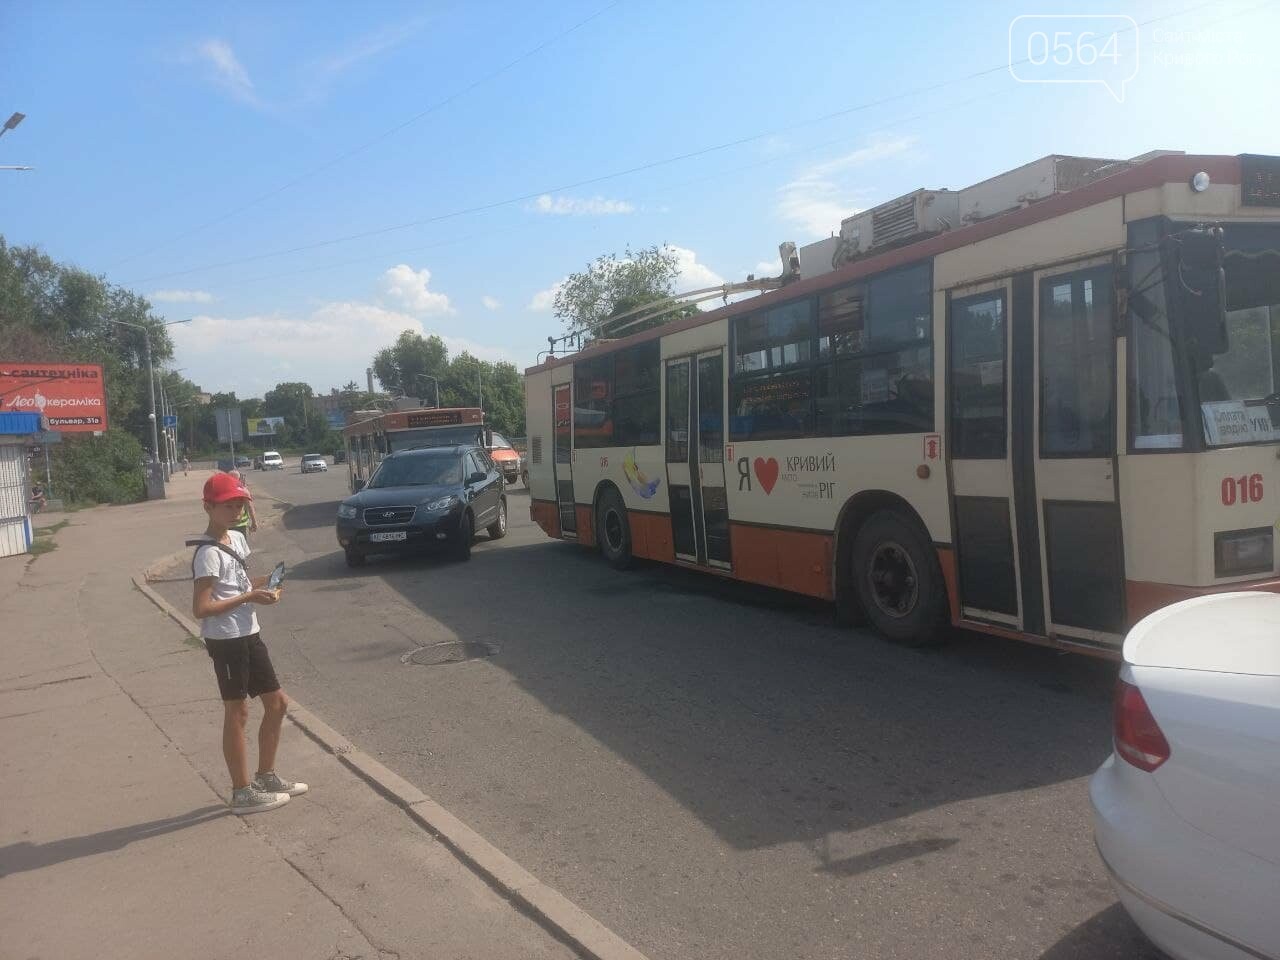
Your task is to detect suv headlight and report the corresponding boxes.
[337,504,358,520]
[425,495,459,511]
[1215,527,1274,577]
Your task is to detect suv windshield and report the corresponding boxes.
[303,454,322,461]
[489,433,512,449]
[1194,224,1280,446]
[368,453,464,488]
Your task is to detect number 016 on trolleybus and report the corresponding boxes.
[524,151,1280,656]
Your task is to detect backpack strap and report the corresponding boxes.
[187,538,248,579]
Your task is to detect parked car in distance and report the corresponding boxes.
[335,445,506,567]
[262,451,284,470]
[1090,592,1280,960]
[333,448,347,464]
[300,453,328,473]
[216,458,233,472]
[234,455,251,469]
[487,432,525,487]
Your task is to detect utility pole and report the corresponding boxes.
[478,369,483,410]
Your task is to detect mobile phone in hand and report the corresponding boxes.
[267,561,286,590]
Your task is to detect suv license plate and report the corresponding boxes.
[369,531,408,542]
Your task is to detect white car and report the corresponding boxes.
[262,450,284,470]
[301,453,328,473]
[1090,592,1280,960]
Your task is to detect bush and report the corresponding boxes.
[50,430,146,505]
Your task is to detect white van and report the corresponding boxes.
[262,451,284,470]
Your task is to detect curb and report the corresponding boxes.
[135,561,650,960]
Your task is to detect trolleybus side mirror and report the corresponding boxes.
[1174,227,1228,357]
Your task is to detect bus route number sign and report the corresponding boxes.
[407,410,463,427]
[1221,473,1263,506]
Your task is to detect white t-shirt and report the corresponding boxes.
[191,531,260,640]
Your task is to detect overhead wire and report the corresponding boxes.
[107,0,624,269]
[133,0,1263,288]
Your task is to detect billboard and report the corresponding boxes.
[246,416,286,437]
[0,362,108,433]
[324,410,346,430]
[215,407,243,443]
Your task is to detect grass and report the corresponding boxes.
[28,518,71,557]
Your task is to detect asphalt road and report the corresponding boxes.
[172,460,1162,960]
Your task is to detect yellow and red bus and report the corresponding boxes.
[524,151,1280,656]
[343,407,487,493]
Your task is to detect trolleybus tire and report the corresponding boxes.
[453,512,474,561]
[596,488,633,570]
[850,510,946,646]
[344,547,366,568]
[487,497,508,540]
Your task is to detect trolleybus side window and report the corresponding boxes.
[666,360,690,462]
[950,290,1007,459]
[613,342,661,446]
[573,353,614,448]
[1128,221,1184,450]
[816,262,934,437]
[730,299,815,441]
[1040,266,1114,457]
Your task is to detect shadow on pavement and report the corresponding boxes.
[1038,903,1163,959]
[278,528,1120,854]
[0,805,228,877]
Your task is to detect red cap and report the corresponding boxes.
[203,472,253,503]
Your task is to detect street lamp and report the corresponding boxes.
[0,112,25,138]
[415,374,440,408]
[103,316,192,471]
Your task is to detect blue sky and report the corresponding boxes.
[3,0,1278,398]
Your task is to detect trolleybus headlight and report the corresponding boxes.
[337,503,358,520]
[1214,527,1274,577]
[425,495,459,511]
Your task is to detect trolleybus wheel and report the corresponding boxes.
[453,512,473,561]
[344,547,366,568]
[596,488,633,570]
[487,497,508,540]
[850,510,945,646]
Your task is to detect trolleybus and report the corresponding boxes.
[524,151,1280,656]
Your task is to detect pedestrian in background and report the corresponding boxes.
[190,471,307,814]
[227,469,259,539]
[182,456,190,476]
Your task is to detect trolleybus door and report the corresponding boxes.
[665,351,731,567]
[552,383,577,538]
[947,281,1027,629]
[1032,262,1124,644]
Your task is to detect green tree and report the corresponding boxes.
[0,236,177,502]
[372,331,448,398]
[553,244,691,339]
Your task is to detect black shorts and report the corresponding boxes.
[205,633,280,701]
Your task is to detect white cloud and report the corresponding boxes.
[528,279,565,312]
[668,245,724,291]
[776,135,917,238]
[149,289,214,304]
[319,17,425,75]
[529,194,635,216]
[378,264,454,315]
[481,295,501,311]
[195,39,257,105]
[172,301,521,398]
[753,260,780,277]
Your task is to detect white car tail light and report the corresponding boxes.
[1113,678,1171,772]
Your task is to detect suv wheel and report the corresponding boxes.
[487,498,507,540]
[453,512,473,561]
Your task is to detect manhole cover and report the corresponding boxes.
[406,640,498,666]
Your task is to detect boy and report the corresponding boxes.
[191,471,307,814]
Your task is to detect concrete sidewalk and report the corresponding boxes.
[0,472,590,959]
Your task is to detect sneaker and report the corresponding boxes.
[254,771,309,797]
[230,784,290,815]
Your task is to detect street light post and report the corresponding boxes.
[416,374,440,408]
[104,317,191,474]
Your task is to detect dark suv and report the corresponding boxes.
[335,445,506,567]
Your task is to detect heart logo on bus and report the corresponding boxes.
[753,457,779,494]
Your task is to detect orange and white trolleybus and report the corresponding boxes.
[342,407,489,493]
[524,151,1280,656]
